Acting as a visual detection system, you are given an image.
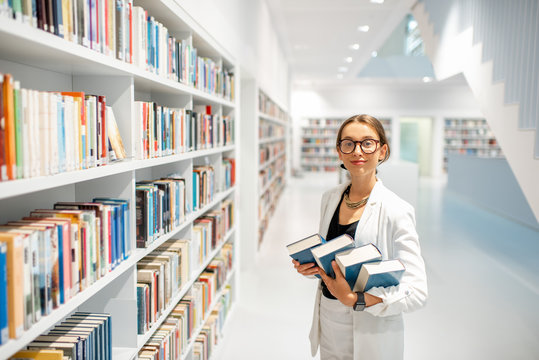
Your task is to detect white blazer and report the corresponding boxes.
[309,180,428,360]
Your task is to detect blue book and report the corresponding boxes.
[93,199,130,258]
[0,242,7,345]
[354,259,405,292]
[287,233,325,264]
[335,243,382,289]
[311,234,355,278]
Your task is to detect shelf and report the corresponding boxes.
[259,136,286,145]
[0,18,235,107]
[259,182,285,221]
[0,146,236,200]
[301,134,335,139]
[137,228,236,350]
[180,267,236,360]
[301,143,335,148]
[302,125,340,130]
[301,161,338,167]
[0,252,138,359]
[259,170,285,196]
[259,151,286,171]
[258,112,288,126]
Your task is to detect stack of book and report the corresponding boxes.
[287,234,405,292]
[0,198,129,342]
[0,73,127,182]
[9,312,111,359]
[0,1,235,101]
[135,177,187,248]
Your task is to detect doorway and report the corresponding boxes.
[399,117,433,177]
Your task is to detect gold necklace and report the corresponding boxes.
[343,186,369,209]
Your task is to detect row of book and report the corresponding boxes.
[192,289,232,360]
[0,0,235,101]
[135,177,187,248]
[0,198,129,343]
[138,262,233,360]
[0,74,126,182]
[221,158,235,191]
[258,91,287,122]
[259,157,285,192]
[259,142,285,166]
[301,147,336,155]
[302,138,334,145]
[192,166,215,213]
[136,200,233,335]
[8,312,112,360]
[259,119,285,138]
[258,177,284,220]
[302,165,338,172]
[136,238,234,338]
[133,103,234,160]
[306,118,342,127]
[302,128,338,136]
[287,234,405,292]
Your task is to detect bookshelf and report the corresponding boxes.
[240,81,289,264]
[0,1,239,359]
[300,117,392,173]
[443,118,503,172]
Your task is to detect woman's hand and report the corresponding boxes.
[318,261,357,307]
[292,259,319,277]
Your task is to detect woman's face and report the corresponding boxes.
[337,122,387,178]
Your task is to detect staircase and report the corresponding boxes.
[412,0,539,223]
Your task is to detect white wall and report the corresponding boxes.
[176,0,290,109]
[291,79,483,178]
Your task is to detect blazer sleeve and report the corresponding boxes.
[363,203,428,317]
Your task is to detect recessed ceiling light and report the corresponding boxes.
[344,57,353,63]
[338,66,348,73]
[358,25,370,32]
[371,51,378,57]
[370,0,384,4]
[348,43,360,50]
[337,74,344,79]
[422,76,433,83]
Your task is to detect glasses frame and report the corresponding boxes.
[338,139,381,154]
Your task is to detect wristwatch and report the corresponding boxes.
[353,291,365,311]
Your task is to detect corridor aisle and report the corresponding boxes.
[217,174,539,360]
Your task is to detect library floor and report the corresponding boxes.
[217,173,539,360]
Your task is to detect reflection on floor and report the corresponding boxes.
[217,173,539,360]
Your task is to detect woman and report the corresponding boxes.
[292,114,428,360]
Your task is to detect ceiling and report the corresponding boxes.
[264,0,418,84]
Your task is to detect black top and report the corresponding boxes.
[321,187,359,299]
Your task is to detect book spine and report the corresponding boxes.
[0,242,8,344]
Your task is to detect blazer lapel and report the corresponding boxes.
[353,180,383,246]
[320,182,349,238]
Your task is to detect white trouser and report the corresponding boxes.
[319,295,354,360]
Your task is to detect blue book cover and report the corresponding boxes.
[58,98,67,172]
[335,243,382,289]
[57,224,65,304]
[136,285,145,334]
[354,259,405,292]
[0,242,7,345]
[94,199,130,259]
[311,234,354,278]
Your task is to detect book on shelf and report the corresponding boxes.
[335,243,382,289]
[8,349,64,359]
[0,241,8,344]
[0,232,24,339]
[105,106,126,160]
[353,259,405,292]
[311,234,354,278]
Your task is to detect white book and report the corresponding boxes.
[20,88,30,178]
[62,95,75,172]
[132,6,143,69]
[49,92,59,175]
[99,0,106,54]
[133,102,142,159]
[38,92,50,176]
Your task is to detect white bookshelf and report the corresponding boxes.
[443,118,504,171]
[0,0,240,359]
[240,81,289,267]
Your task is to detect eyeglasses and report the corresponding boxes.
[338,139,380,154]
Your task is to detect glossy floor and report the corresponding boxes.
[217,173,539,360]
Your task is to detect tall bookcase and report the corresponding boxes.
[301,117,392,173]
[443,118,503,171]
[0,1,239,359]
[240,81,288,267]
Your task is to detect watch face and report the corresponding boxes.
[353,303,365,311]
